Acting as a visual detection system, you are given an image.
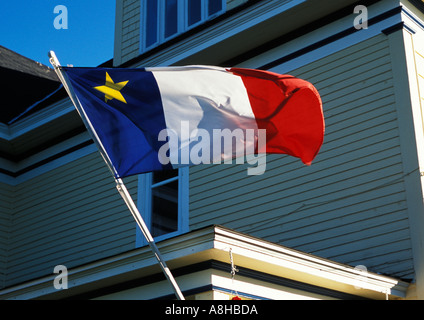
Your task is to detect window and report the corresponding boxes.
[141,0,226,52]
[164,0,178,38]
[136,167,189,246]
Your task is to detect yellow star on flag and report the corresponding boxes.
[94,72,129,104]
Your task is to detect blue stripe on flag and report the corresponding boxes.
[64,67,173,178]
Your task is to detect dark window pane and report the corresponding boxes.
[145,0,158,47]
[151,170,179,237]
[208,0,222,16]
[153,169,178,184]
[165,0,178,38]
[188,0,202,26]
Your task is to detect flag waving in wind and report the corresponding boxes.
[62,66,324,178]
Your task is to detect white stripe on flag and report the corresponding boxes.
[151,67,258,165]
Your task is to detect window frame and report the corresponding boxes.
[185,0,206,30]
[136,167,189,247]
[140,0,226,53]
[162,0,184,41]
[143,0,160,49]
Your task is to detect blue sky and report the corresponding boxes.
[0,1,116,68]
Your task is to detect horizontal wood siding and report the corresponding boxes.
[120,0,141,64]
[189,34,414,279]
[0,183,12,288]
[6,152,137,287]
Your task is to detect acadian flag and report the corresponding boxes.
[62,66,324,179]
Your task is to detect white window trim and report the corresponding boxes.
[136,166,189,247]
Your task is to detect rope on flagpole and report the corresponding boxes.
[229,248,240,300]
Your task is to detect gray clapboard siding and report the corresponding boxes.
[189,34,414,279]
[0,183,13,287]
[120,0,140,64]
[5,152,138,286]
[11,159,116,235]
[190,129,402,221]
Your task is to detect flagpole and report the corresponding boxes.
[48,51,185,300]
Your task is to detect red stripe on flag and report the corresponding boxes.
[229,68,324,165]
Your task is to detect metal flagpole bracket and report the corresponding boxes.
[48,51,185,300]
